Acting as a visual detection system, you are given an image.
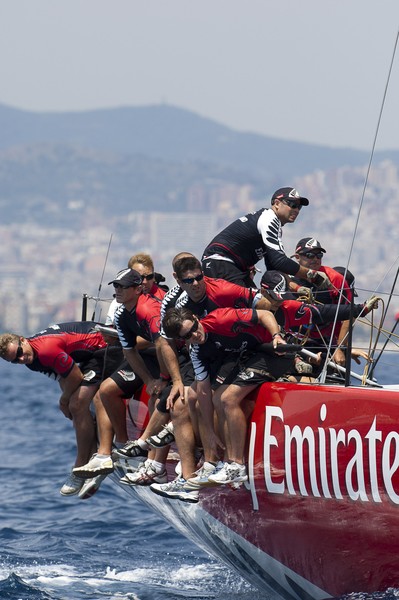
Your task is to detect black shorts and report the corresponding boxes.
[156,353,195,413]
[210,354,240,390]
[80,345,124,387]
[223,351,295,387]
[201,257,253,288]
[109,354,160,398]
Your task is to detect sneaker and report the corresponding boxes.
[174,447,203,477]
[150,477,199,503]
[72,454,114,478]
[60,472,84,496]
[112,454,146,473]
[146,422,175,448]
[208,461,248,485]
[112,440,148,460]
[120,460,168,486]
[78,474,106,500]
[185,461,222,489]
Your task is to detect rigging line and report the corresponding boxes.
[357,318,399,348]
[345,28,399,270]
[91,233,113,321]
[379,264,399,326]
[365,246,399,379]
[369,307,399,376]
[320,29,399,382]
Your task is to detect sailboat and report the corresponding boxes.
[109,358,399,599]
[88,29,399,600]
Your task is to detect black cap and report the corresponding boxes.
[260,270,295,300]
[271,187,309,206]
[108,268,143,287]
[293,237,326,255]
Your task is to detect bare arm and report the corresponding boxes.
[124,347,160,396]
[351,347,371,364]
[333,319,350,366]
[154,336,169,375]
[159,336,185,408]
[255,309,287,351]
[58,363,84,418]
[136,336,153,351]
[255,309,281,339]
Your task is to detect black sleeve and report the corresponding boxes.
[264,248,301,276]
[308,303,362,324]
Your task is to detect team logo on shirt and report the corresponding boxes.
[232,315,252,334]
[295,304,310,320]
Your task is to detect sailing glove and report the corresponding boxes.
[306,270,332,291]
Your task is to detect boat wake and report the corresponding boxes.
[0,560,270,599]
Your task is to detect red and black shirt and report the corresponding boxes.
[114,290,165,350]
[27,321,107,378]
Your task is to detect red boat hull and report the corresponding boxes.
[116,381,399,598]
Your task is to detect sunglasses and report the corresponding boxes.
[11,340,23,363]
[299,252,323,259]
[179,319,199,340]
[281,199,302,210]
[180,273,204,285]
[113,282,133,289]
[142,273,154,281]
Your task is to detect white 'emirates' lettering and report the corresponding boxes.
[263,404,399,504]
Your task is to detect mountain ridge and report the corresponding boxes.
[1,102,399,181]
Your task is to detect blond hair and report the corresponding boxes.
[128,253,154,271]
[0,333,20,358]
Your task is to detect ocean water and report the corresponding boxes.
[0,352,398,600]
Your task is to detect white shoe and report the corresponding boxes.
[208,461,248,485]
[112,440,148,459]
[185,461,223,489]
[78,474,106,500]
[150,477,199,503]
[120,460,168,486]
[112,454,147,472]
[73,453,114,478]
[146,422,175,447]
[60,472,84,496]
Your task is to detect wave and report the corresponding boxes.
[0,561,266,600]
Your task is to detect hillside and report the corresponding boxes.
[1,102,399,228]
[1,103,399,182]
[0,143,261,226]
[1,102,399,333]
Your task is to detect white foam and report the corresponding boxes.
[0,559,254,598]
[104,566,152,582]
[103,561,221,585]
[173,563,223,581]
[36,574,80,586]
[0,563,79,581]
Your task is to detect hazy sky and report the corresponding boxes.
[1,1,398,151]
